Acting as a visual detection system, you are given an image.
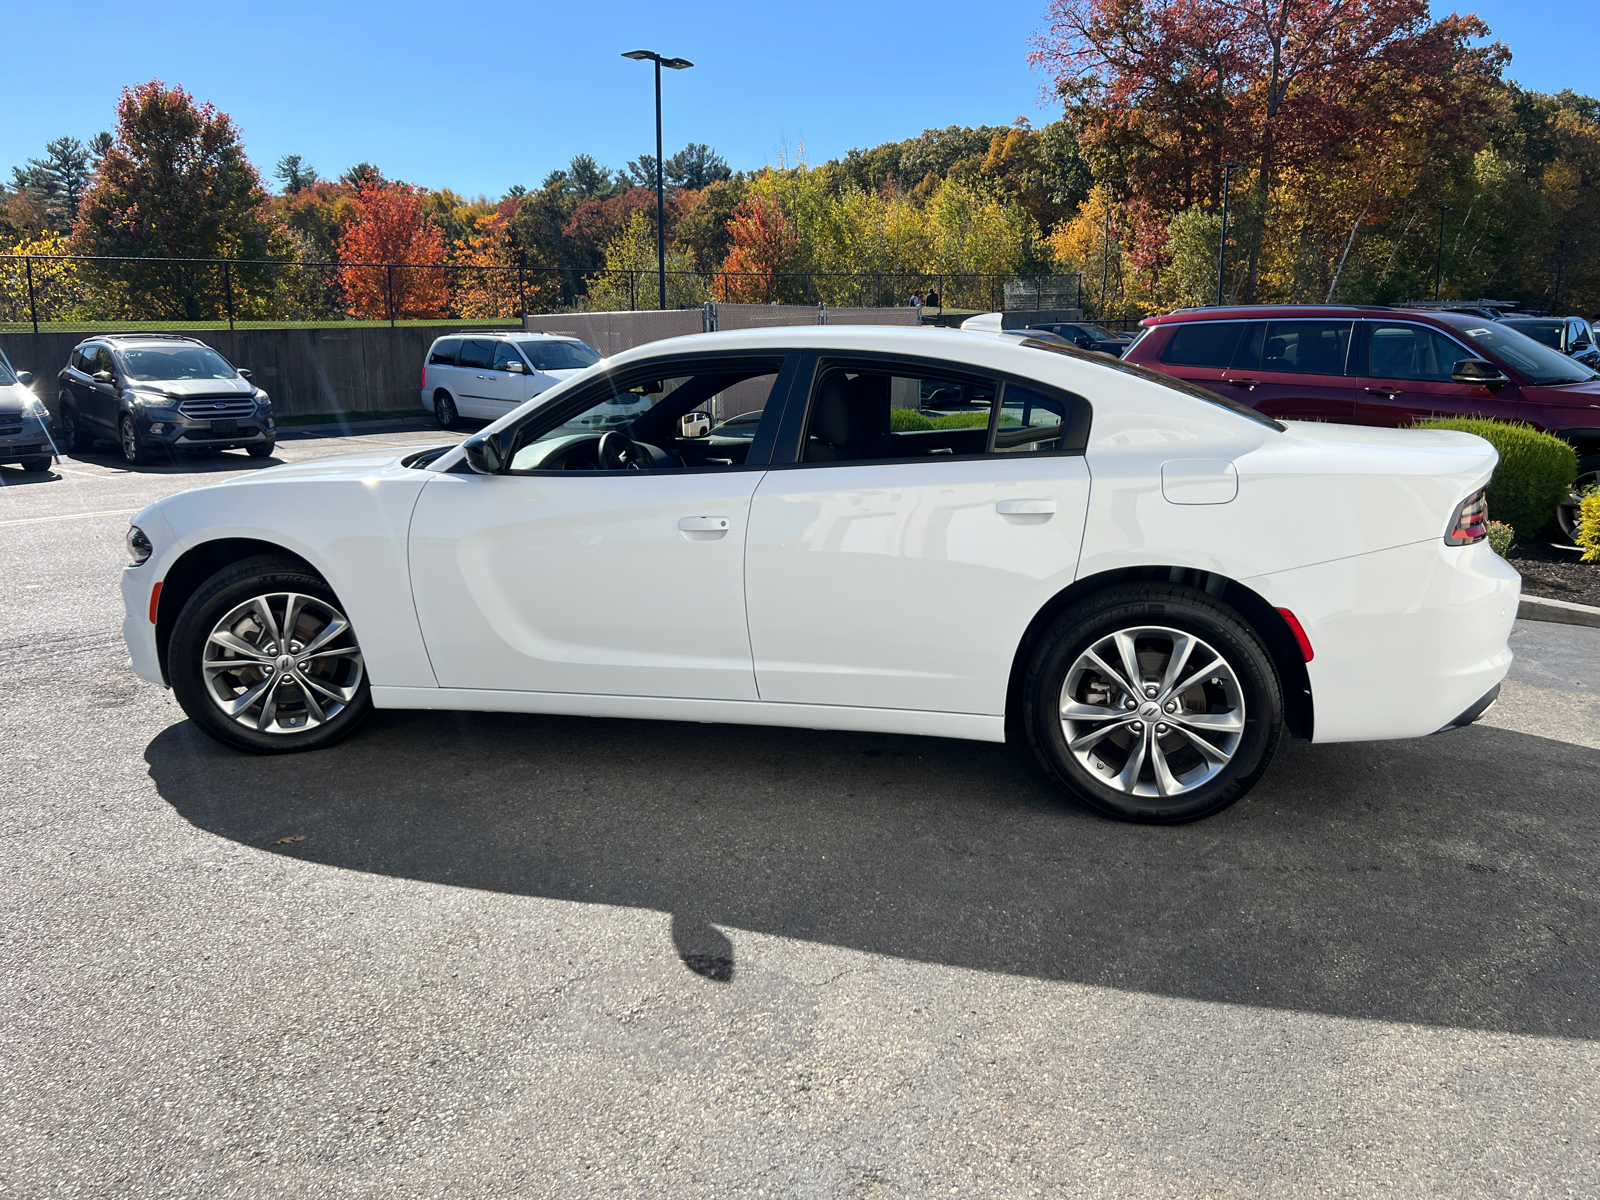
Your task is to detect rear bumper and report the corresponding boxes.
[1246,539,1519,743]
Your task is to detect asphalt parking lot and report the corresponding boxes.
[2,431,1598,1199]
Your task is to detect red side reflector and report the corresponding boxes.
[149,581,163,625]
[1276,607,1313,662]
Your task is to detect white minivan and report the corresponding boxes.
[421,332,602,428]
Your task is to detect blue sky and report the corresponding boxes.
[5,1,1594,200]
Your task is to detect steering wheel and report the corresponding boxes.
[597,430,650,471]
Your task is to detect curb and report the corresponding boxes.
[1519,593,1600,629]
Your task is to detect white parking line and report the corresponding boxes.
[0,507,139,528]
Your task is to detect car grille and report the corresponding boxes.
[179,397,255,419]
[0,420,23,438]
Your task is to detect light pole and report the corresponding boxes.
[1434,204,1453,301]
[1216,161,1239,306]
[622,49,693,310]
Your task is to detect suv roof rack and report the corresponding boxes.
[94,332,206,342]
[1396,299,1518,312]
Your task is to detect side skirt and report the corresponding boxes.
[370,686,1007,743]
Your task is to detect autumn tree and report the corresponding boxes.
[336,179,450,319]
[71,81,277,318]
[715,194,800,302]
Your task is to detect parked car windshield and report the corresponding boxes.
[1453,322,1598,385]
[517,339,601,372]
[1498,319,1563,350]
[119,344,238,381]
[0,346,15,385]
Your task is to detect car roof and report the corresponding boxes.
[434,330,583,341]
[80,333,208,347]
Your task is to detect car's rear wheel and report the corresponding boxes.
[1023,584,1283,823]
[169,555,373,754]
[434,391,458,430]
[119,415,149,466]
[1554,454,1600,543]
[59,403,91,453]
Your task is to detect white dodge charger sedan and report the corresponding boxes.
[121,327,1519,822]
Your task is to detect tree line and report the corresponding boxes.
[3,5,1596,324]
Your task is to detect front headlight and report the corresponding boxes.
[132,389,174,408]
[127,525,153,565]
[253,388,272,407]
[24,395,49,419]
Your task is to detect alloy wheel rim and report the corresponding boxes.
[1059,625,1245,799]
[201,592,364,734]
[122,421,136,458]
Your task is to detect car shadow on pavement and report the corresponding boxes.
[145,712,1599,1038]
[58,449,280,474]
[0,465,60,485]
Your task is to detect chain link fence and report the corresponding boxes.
[0,254,1083,333]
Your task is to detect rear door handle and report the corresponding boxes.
[1228,378,1260,389]
[996,498,1057,515]
[678,515,731,532]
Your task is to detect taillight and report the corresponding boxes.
[421,362,427,390]
[1446,488,1489,545]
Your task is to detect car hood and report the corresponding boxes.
[197,446,439,491]
[128,377,254,400]
[540,368,584,382]
[0,381,37,415]
[1522,378,1600,408]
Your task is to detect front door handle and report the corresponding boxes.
[1228,378,1260,390]
[996,498,1057,516]
[1364,386,1400,398]
[678,515,731,532]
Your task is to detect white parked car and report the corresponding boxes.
[122,327,1519,822]
[420,331,601,428]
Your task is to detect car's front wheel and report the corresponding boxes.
[119,415,149,466]
[19,456,51,473]
[169,555,373,754]
[247,440,276,459]
[1023,584,1283,823]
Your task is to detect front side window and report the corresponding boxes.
[1160,321,1248,368]
[1366,322,1468,382]
[429,339,460,365]
[506,356,784,472]
[491,342,525,371]
[519,339,601,372]
[457,340,494,370]
[118,344,236,381]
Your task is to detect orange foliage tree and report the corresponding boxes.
[453,209,554,318]
[713,194,799,302]
[337,179,450,319]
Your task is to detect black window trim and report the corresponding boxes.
[763,348,1091,471]
[481,349,801,477]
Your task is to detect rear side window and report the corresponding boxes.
[1249,320,1353,375]
[429,339,460,365]
[1160,322,1247,368]
[992,385,1077,455]
[458,340,493,369]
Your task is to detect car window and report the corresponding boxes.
[429,339,460,365]
[118,344,236,381]
[1246,320,1353,375]
[1453,321,1598,385]
[1502,321,1563,350]
[518,339,601,372]
[506,356,784,473]
[491,342,525,371]
[802,364,997,463]
[458,340,494,370]
[1160,322,1248,368]
[992,384,1073,455]
[1366,322,1467,382]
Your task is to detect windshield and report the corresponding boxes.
[517,339,601,372]
[1499,320,1563,350]
[119,344,238,382]
[1018,337,1286,431]
[1453,321,1597,385]
[1082,325,1118,339]
[0,346,14,386]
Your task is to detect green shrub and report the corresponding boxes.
[1579,491,1600,564]
[930,412,990,430]
[1486,520,1515,556]
[1415,419,1577,538]
[890,407,932,432]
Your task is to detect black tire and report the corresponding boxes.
[1022,583,1283,824]
[434,391,458,430]
[247,440,276,459]
[169,554,373,755]
[1553,454,1600,544]
[19,456,51,472]
[119,415,149,466]
[59,403,91,453]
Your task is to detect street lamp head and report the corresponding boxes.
[622,49,657,61]
[660,57,694,70]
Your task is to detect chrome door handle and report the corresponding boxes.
[678,515,731,532]
[996,498,1057,515]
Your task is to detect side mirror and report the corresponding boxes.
[1452,358,1510,387]
[462,432,506,474]
[93,370,114,384]
[506,361,526,374]
[679,411,711,438]
[237,368,253,380]
[15,371,32,387]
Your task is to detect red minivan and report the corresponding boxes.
[1124,305,1600,536]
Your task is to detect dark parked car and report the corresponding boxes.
[1124,305,1600,538]
[1498,317,1600,370]
[57,334,275,466]
[1025,322,1133,356]
[0,344,53,471]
